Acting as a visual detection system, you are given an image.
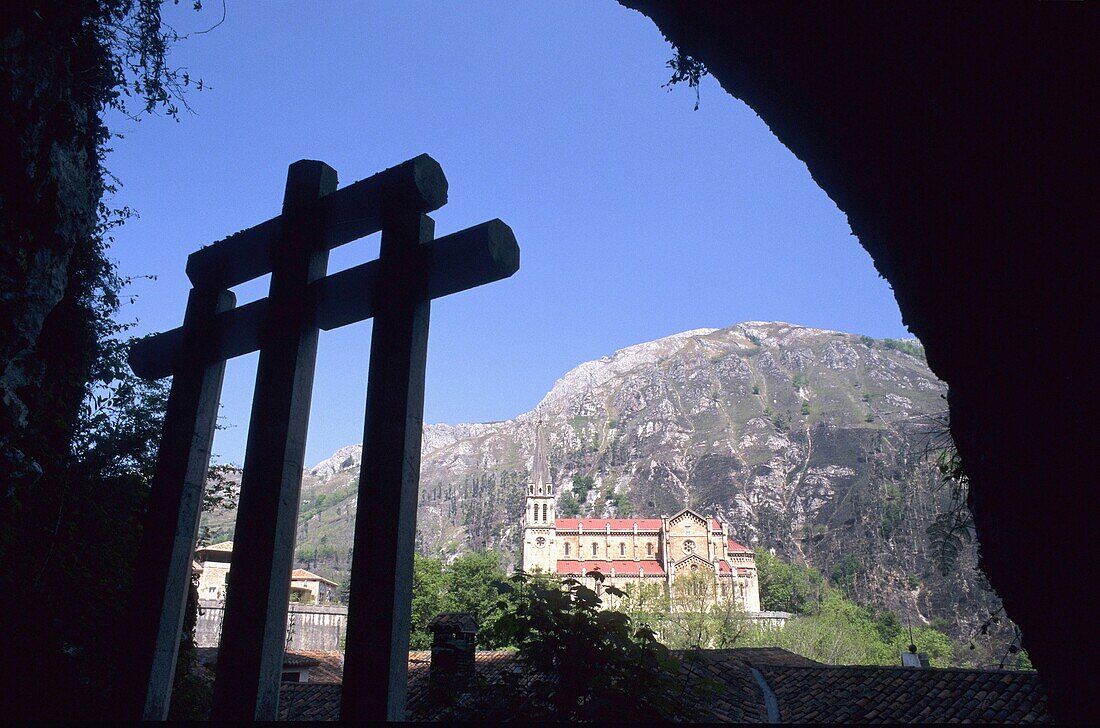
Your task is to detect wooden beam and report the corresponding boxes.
[340,211,434,722]
[129,219,519,380]
[126,287,235,719]
[210,160,335,721]
[185,154,447,289]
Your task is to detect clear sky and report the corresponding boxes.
[104,1,910,467]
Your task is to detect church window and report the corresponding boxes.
[542,503,547,521]
[565,542,570,555]
[646,543,653,556]
[619,543,625,556]
[592,542,598,556]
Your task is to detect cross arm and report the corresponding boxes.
[184,154,448,289]
[129,219,519,380]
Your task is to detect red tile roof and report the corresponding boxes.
[717,560,732,573]
[727,538,751,552]
[760,664,1051,723]
[291,650,344,684]
[291,568,339,586]
[556,559,665,576]
[710,518,722,530]
[273,648,1051,723]
[555,518,663,530]
[279,682,342,721]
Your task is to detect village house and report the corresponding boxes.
[194,542,339,605]
[291,568,340,605]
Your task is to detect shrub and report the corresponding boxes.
[557,491,582,518]
[882,339,925,359]
[495,572,704,721]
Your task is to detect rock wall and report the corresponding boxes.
[619,4,1097,721]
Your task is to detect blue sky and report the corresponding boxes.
[105,1,910,466]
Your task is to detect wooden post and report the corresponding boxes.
[126,154,518,721]
[340,211,435,721]
[211,161,336,720]
[127,287,235,720]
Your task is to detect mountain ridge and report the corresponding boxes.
[204,321,997,638]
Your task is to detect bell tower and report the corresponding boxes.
[522,421,556,573]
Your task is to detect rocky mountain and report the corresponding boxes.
[203,321,1001,636]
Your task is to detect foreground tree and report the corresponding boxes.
[1,2,208,719]
[493,571,706,722]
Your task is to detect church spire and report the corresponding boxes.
[531,419,552,494]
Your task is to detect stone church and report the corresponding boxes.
[521,432,761,612]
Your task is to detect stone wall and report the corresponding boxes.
[196,600,348,651]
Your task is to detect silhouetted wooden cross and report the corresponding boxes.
[126,156,519,721]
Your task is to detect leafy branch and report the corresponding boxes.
[662,49,709,111]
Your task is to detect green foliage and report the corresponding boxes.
[830,554,864,591]
[296,544,338,563]
[859,335,875,347]
[879,484,905,538]
[791,373,808,390]
[441,551,514,648]
[557,490,582,518]
[604,488,632,516]
[626,572,751,650]
[571,474,595,502]
[927,444,976,575]
[752,384,760,395]
[403,550,513,649]
[755,549,827,614]
[298,481,357,521]
[865,413,876,422]
[1,1,212,718]
[409,554,445,649]
[495,571,703,721]
[742,593,954,668]
[202,463,238,512]
[662,49,710,111]
[882,339,925,359]
[801,401,811,416]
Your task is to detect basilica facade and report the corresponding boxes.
[520,436,760,612]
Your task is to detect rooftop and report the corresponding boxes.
[555,518,664,530]
[556,559,666,575]
[290,568,338,586]
[195,541,233,555]
[272,648,1051,722]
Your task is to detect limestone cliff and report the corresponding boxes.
[206,322,1001,636]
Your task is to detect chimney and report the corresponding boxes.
[428,613,478,688]
[900,651,930,668]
